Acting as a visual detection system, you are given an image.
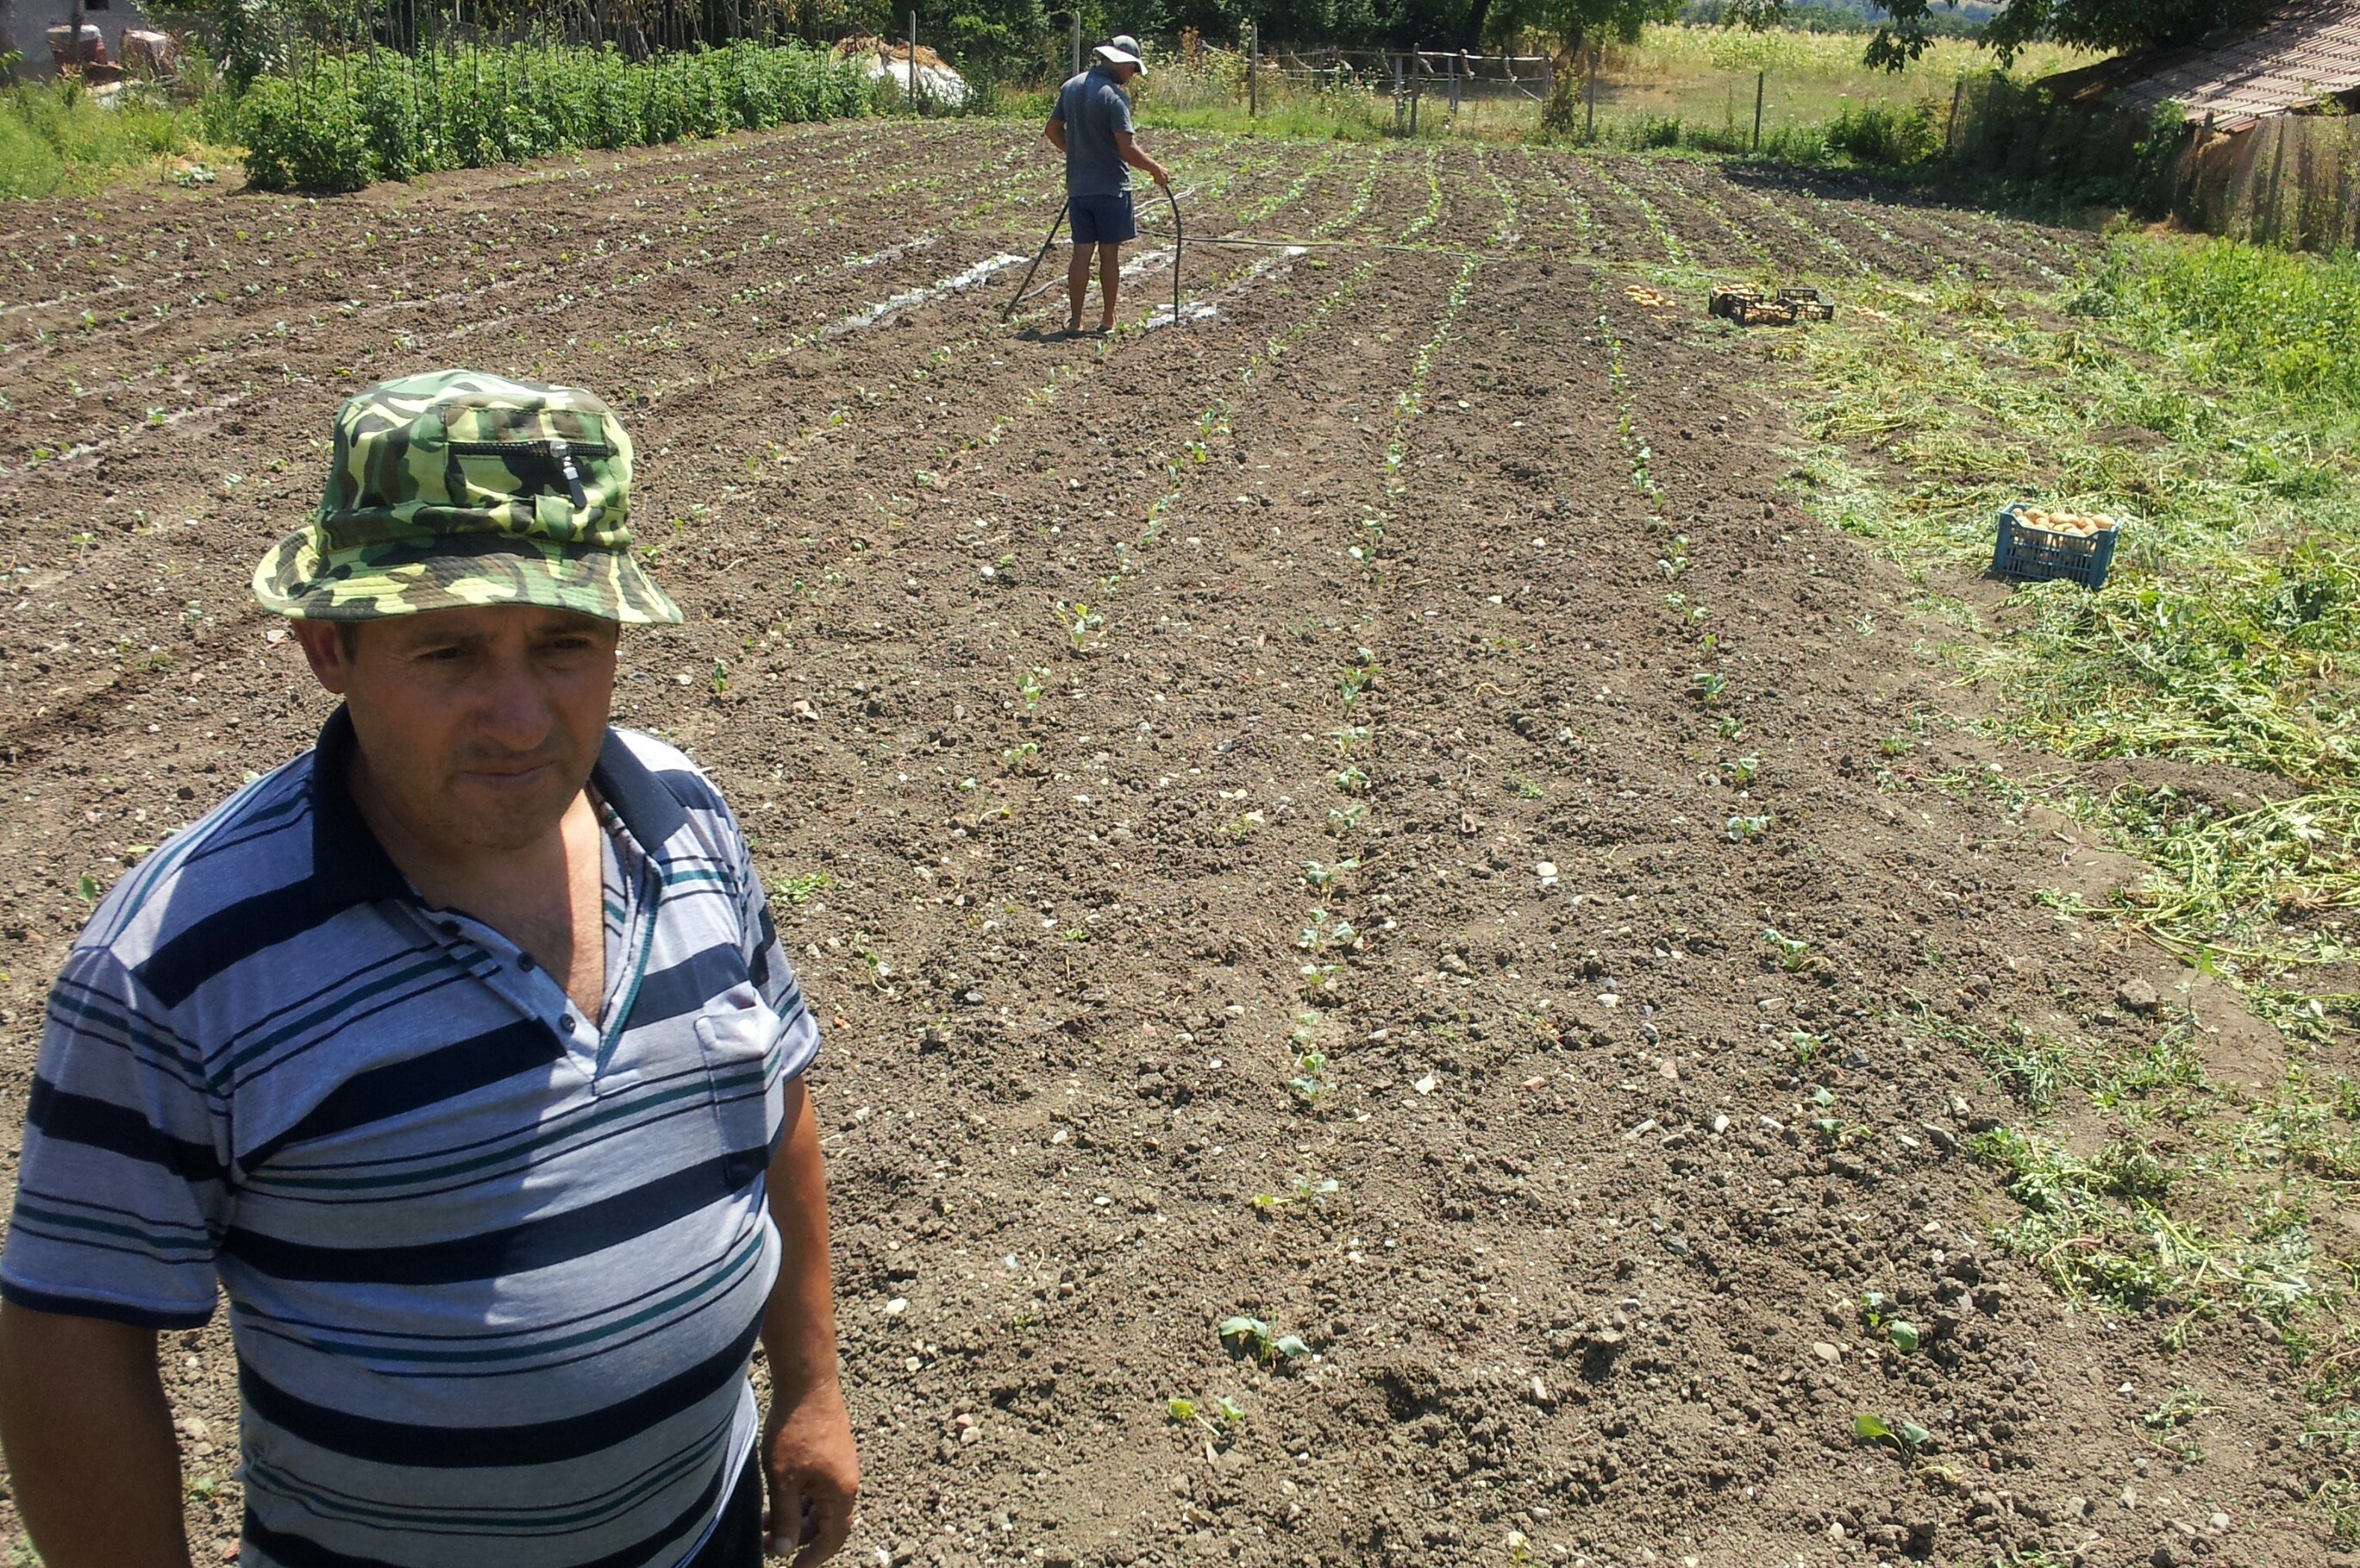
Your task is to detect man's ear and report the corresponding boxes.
[287,618,354,696]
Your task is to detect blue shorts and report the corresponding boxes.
[1069,192,1137,246]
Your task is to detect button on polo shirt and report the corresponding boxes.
[2,708,818,1568]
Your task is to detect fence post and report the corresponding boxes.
[1446,49,1457,114]
[1585,43,1597,143]
[1751,69,1764,151]
[1248,19,1258,118]
[1390,52,1402,132]
[908,9,916,112]
[1071,12,1080,78]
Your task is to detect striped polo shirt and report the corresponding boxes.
[1,709,817,1568]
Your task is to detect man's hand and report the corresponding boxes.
[1146,158,1171,188]
[761,1376,859,1562]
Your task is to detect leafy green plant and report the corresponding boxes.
[238,40,867,192]
[1054,600,1104,653]
[1217,1314,1311,1364]
[773,870,833,905]
[1762,927,1813,971]
[1854,1411,1933,1452]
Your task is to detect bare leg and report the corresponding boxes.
[1097,243,1122,330]
[1066,243,1091,333]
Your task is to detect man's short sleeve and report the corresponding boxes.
[1104,80,1135,135]
[717,804,820,1086]
[0,948,227,1328]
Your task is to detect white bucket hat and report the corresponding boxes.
[1095,34,1146,71]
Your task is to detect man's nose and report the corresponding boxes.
[473,652,557,753]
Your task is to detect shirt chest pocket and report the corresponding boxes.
[692,982,781,1169]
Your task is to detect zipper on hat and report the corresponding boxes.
[447,438,604,508]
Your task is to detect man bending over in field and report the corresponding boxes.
[0,370,858,1568]
[1046,34,1171,334]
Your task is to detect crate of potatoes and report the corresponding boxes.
[1990,503,2122,590]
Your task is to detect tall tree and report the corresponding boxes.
[1481,0,1675,53]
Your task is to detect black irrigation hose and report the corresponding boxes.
[1162,181,1183,327]
[1001,198,1069,324]
[1002,186,1186,329]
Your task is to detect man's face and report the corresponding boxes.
[291,605,619,855]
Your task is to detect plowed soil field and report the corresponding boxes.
[0,121,2326,1567]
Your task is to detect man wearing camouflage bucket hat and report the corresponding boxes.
[0,370,860,1568]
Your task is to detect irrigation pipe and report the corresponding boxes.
[1004,185,1187,329]
[1000,198,1069,323]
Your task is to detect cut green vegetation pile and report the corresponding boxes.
[238,40,870,192]
[1776,233,2360,1527]
[1794,237,2360,1032]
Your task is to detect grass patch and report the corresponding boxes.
[1805,222,2360,1533]
[0,79,211,199]
[1787,237,2360,1038]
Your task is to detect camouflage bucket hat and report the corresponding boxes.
[253,368,682,624]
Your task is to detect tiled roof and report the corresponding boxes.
[2109,1,2360,122]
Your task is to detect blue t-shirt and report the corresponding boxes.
[1053,65,1135,197]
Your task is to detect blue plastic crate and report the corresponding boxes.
[1989,504,2119,590]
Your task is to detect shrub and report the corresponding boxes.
[1824,100,1944,167]
[238,40,868,192]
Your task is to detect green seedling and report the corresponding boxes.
[1297,910,1356,951]
[1333,766,1371,795]
[1722,753,1761,786]
[1690,671,1728,704]
[1215,1394,1246,1425]
[1253,1175,1341,1212]
[75,875,100,905]
[1017,669,1045,708]
[1002,741,1042,772]
[1790,1029,1827,1067]
[1054,600,1104,652]
[1657,536,1689,579]
[1715,716,1745,740]
[1301,859,1359,892]
[1854,1412,1932,1453]
[1217,1315,1272,1357]
[1328,725,1371,760]
[1762,928,1813,971]
[1166,1398,1198,1422]
[1509,775,1546,800]
[1879,732,1914,758]
[773,870,833,905]
[708,659,729,696]
[1727,814,1773,841]
[1288,1050,1337,1105]
[1327,804,1367,837]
